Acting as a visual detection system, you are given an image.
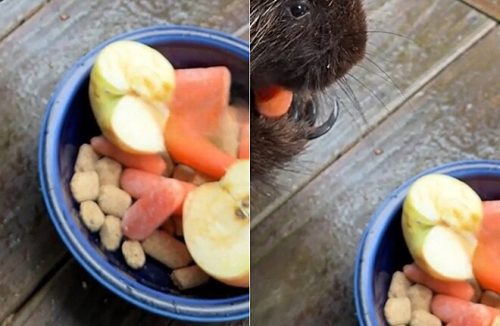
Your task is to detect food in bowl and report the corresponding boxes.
[383,173,500,325]
[183,160,250,288]
[90,41,175,154]
[403,174,483,281]
[68,40,249,291]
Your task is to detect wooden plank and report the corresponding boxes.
[462,0,500,21]
[251,0,496,226]
[0,0,247,322]
[0,0,47,41]
[251,27,500,325]
[8,260,247,326]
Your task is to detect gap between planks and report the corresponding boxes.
[459,0,500,21]
[0,0,50,44]
[1,254,71,325]
[251,19,497,230]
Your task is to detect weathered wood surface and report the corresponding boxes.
[0,0,247,323]
[251,27,500,325]
[8,260,248,326]
[0,0,47,41]
[462,0,500,20]
[251,0,496,226]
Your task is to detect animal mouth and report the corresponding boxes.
[253,85,340,140]
[289,95,339,139]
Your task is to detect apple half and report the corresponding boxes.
[183,160,250,288]
[402,174,483,281]
[89,40,175,154]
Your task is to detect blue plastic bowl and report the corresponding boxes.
[38,25,249,322]
[354,160,500,326]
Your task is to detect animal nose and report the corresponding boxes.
[289,96,340,139]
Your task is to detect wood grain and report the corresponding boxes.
[0,0,247,322]
[251,27,500,325]
[462,0,500,20]
[8,260,248,326]
[0,0,47,41]
[251,0,496,226]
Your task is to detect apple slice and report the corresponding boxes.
[89,40,175,154]
[402,174,483,281]
[183,160,249,288]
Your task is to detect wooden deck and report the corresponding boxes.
[0,1,247,325]
[0,0,498,325]
[251,0,499,325]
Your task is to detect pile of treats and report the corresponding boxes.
[385,263,500,326]
[70,136,211,290]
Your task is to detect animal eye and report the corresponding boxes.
[289,3,309,18]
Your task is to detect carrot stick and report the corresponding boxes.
[120,168,194,216]
[483,201,500,217]
[164,67,238,179]
[238,123,249,159]
[91,136,167,175]
[121,186,179,240]
[473,201,500,293]
[403,264,475,301]
[165,118,236,179]
[255,85,293,118]
[169,67,230,121]
[432,295,499,325]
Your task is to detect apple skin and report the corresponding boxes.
[401,174,483,281]
[89,40,175,154]
[183,160,249,288]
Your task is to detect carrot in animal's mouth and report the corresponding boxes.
[254,85,293,118]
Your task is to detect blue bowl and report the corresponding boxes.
[354,160,500,326]
[38,25,249,322]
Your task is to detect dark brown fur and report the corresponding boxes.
[251,0,367,177]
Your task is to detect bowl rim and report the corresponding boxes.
[38,25,249,322]
[354,159,500,326]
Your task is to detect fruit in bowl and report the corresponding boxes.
[402,174,483,281]
[184,160,250,288]
[39,26,249,322]
[69,39,251,293]
[384,174,500,325]
[354,161,500,326]
[89,41,175,154]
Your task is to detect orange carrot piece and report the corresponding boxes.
[91,136,167,175]
[121,186,179,240]
[482,201,500,218]
[432,294,472,323]
[473,201,500,293]
[164,67,238,179]
[255,85,293,118]
[238,123,249,159]
[165,117,236,179]
[403,264,475,301]
[120,169,195,214]
[432,295,499,325]
[446,305,492,326]
[169,67,230,122]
